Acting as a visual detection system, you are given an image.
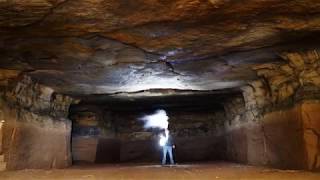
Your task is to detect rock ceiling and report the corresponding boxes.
[1,0,320,96]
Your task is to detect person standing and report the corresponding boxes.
[160,129,175,165]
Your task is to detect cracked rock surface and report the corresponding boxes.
[1,0,320,95]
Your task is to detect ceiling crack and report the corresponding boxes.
[7,0,72,29]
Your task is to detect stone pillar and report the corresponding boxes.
[1,76,77,170]
[3,106,72,169]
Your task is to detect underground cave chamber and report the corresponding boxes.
[1,76,320,171]
[1,1,320,175]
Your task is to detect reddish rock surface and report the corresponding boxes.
[301,102,320,170]
[225,100,320,171]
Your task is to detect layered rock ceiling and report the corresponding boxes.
[1,0,320,95]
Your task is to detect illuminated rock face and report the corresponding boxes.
[1,1,320,94]
[0,37,250,94]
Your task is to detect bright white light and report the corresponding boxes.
[159,129,169,146]
[139,109,169,129]
[159,134,167,146]
[139,110,170,147]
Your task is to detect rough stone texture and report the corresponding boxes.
[222,54,320,171]
[0,36,251,94]
[4,76,77,117]
[0,69,20,87]
[225,106,304,169]
[1,1,320,95]
[253,50,320,104]
[224,98,320,171]
[0,1,319,95]
[0,76,77,170]
[0,0,320,172]
[2,106,71,170]
[1,0,320,60]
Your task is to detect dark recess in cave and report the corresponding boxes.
[68,91,238,164]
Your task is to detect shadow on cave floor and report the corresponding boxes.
[1,162,319,180]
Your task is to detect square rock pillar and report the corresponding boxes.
[2,104,72,170]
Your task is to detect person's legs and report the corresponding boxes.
[162,146,167,165]
[168,146,174,164]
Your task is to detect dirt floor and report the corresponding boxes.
[0,162,319,180]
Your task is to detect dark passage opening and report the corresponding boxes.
[68,90,239,164]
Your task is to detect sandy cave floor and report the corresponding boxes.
[0,162,319,180]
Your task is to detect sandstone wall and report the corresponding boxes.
[225,104,305,169]
[0,76,77,170]
[225,100,320,171]
[301,102,320,171]
[2,107,71,169]
[224,50,320,171]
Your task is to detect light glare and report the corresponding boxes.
[139,109,169,129]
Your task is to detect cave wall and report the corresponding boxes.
[224,99,305,169]
[70,107,226,163]
[166,110,226,162]
[224,50,320,171]
[115,109,226,163]
[301,102,320,170]
[0,76,77,170]
[225,99,320,171]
